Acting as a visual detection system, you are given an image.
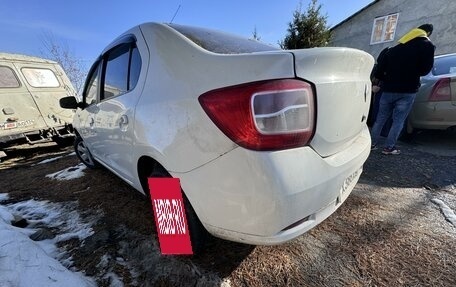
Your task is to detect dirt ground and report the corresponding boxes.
[1,130,455,287]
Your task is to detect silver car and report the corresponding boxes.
[406,53,456,134]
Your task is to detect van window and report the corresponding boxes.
[21,68,60,88]
[0,66,20,88]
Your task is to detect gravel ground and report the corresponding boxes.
[1,130,455,286]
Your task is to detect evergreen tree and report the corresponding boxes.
[280,0,331,49]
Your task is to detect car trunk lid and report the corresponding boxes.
[291,47,374,157]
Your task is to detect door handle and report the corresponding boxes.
[119,115,129,131]
[120,115,128,125]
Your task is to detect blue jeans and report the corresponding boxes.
[371,92,416,149]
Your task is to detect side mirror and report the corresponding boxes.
[60,96,86,109]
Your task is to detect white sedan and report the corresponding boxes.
[60,23,374,251]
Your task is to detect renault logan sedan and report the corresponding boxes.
[60,23,374,251]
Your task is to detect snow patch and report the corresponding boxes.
[104,272,124,287]
[34,155,64,165]
[46,163,87,180]
[431,198,456,227]
[33,152,77,166]
[96,254,126,287]
[8,199,94,241]
[0,196,96,287]
[0,193,9,201]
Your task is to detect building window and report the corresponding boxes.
[370,13,399,45]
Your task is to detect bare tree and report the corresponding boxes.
[40,31,87,95]
[251,26,261,41]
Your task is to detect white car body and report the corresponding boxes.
[68,23,374,245]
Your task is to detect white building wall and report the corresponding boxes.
[330,0,456,59]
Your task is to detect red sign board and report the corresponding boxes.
[148,177,193,255]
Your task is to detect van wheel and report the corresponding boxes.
[148,165,208,255]
[74,136,98,168]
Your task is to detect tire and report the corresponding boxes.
[148,165,208,254]
[399,119,417,143]
[74,136,98,169]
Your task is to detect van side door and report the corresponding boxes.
[11,62,75,129]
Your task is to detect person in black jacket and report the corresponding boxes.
[371,23,435,155]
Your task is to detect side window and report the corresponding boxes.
[84,62,100,106]
[129,46,141,90]
[103,44,130,100]
[101,41,142,101]
[0,66,20,88]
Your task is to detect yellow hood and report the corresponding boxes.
[398,28,429,44]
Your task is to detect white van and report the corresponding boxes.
[0,53,76,158]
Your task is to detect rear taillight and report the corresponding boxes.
[199,79,315,151]
[429,78,451,102]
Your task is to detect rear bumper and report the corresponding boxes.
[176,126,371,245]
[410,102,456,130]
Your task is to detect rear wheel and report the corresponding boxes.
[147,165,208,254]
[400,119,417,142]
[74,136,98,168]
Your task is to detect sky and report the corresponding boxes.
[0,0,373,68]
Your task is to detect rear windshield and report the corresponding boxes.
[168,24,280,54]
[21,68,60,88]
[432,54,456,76]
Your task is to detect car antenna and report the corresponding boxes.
[170,4,181,23]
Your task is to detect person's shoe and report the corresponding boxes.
[382,147,401,155]
[371,144,378,151]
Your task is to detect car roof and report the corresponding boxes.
[0,52,57,64]
[105,22,279,56]
[434,52,456,59]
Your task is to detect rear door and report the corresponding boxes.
[292,47,374,157]
[12,62,75,128]
[0,63,47,139]
[90,33,145,184]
